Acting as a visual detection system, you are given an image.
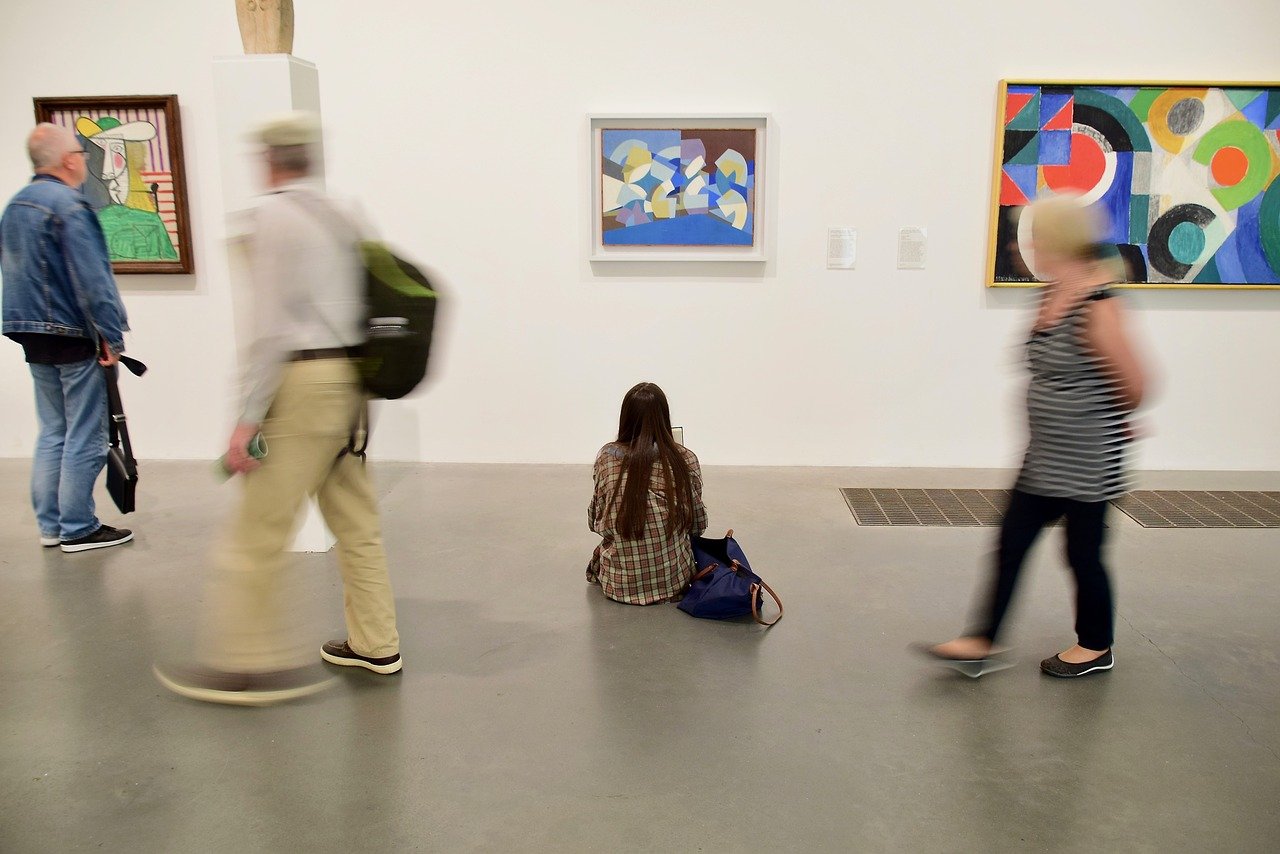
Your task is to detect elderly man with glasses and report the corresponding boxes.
[1,123,133,553]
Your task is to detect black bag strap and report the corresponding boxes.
[333,399,370,464]
[119,354,148,377]
[103,365,136,466]
[349,399,370,459]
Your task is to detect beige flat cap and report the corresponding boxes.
[256,111,320,147]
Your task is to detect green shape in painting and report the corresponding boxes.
[1226,89,1263,112]
[97,205,178,262]
[1007,93,1041,131]
[1007,133,1040,165]
[1168,221,1206,265]
[1128,88,1166,122]
[1192,119,1273,210]
[1259,178,1280,278]
[1192,256,1221,284]
[1074,87,1153,152]
[1129,194,1150,243]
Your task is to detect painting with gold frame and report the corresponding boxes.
[34,95,193,274]
[986,80,1280,289]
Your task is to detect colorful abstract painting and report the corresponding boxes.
[35,95,193,274]
[989,82,1280,288]
[600,128,757,248]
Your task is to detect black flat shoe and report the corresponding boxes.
[1040,649,1113,678]
[912,643,1013,679]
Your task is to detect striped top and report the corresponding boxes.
[1016,288,1130,502]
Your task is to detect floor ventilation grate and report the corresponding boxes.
[1112,490,1280,528]
[841,488,1012,527]
[841,488,1280,528]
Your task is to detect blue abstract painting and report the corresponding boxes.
[600,128,756,247]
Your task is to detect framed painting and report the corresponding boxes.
[987,81,1280,289]
[34,95,194,274]
[590,114,768,262]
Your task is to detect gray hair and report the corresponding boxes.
[267,144,312,175]
[28,123,80,170]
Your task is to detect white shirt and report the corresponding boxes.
[239,182,367,423]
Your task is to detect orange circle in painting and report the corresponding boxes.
[1211,146,1249,187]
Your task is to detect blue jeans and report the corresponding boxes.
[30,358,107,540]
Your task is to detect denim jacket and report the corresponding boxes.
[1,175,129,353]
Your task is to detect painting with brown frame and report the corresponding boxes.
[34,95,194,274]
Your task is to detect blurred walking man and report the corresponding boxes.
[155,113,400,705]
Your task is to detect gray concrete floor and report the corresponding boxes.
[1,460,1277,853]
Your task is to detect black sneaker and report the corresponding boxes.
[60,524,134,553]
[321,639,402,674]
[153,662,335,706]
[1040,649,1114,678]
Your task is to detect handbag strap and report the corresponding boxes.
[690,557,746,584]
[103,365,135,463]
[691,563,718,583]
[749,580,784,627]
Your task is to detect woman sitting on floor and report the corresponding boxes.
[587,382,708,605]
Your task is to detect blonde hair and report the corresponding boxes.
[1027,194,1105,259]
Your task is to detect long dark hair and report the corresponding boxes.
[614,382,695,540]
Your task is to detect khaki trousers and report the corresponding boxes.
[204,359,399,672]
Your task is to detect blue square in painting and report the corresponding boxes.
[1038,130,1071,165]
[1040,92,1071,127]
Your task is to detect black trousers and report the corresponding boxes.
[971,488,1114,650]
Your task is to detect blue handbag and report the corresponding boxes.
[679,530,783,626]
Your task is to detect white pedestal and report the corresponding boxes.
[213,55,334,554]
[292,500,336,553]
[212,55,325,213]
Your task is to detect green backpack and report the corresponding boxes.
[357,241,439,400]
[283,191,440,400]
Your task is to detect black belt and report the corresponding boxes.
[291,347,353,362]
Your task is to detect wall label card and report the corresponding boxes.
[897,227,927,269]
[827,228,857,269]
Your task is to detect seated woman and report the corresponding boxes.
[587,382,708,605]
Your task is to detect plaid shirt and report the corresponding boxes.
[587,443,708,605]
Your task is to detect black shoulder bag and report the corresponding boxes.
[104,357,147,514]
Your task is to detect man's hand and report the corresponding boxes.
[225,422,263,475]
[98,340,120,367]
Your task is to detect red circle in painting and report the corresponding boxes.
[1211,146,1249,187]
[1043,133,1107,194]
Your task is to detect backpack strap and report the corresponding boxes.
[277,188,362,247]
[335,398,371,462]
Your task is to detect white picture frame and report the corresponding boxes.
[589,113,770,263]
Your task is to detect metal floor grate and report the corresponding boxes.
[1112,490,1280,528]
[841,488,1013,527]
[842,488,1280,528]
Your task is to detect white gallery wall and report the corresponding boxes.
[0,0,1277,470]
